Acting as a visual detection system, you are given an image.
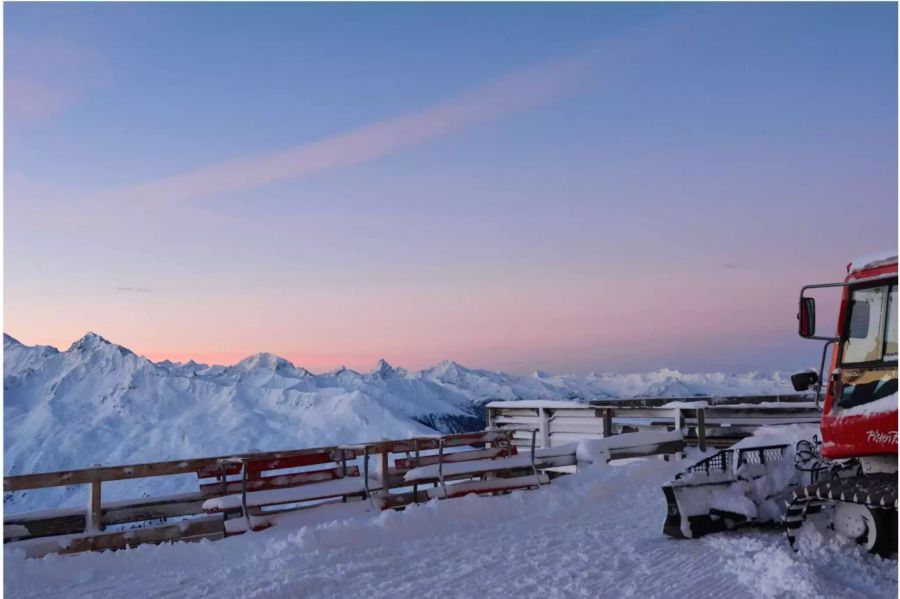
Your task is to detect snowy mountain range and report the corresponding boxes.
[4,332,796,512]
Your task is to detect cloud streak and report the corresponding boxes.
[6,36,106,122]
[116,286,153,293]
[103,56,593,206]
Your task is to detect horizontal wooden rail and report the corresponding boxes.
[4,428,533,557]
[4,446,358,492]
[487,397,821,453]
[3,429,514,494]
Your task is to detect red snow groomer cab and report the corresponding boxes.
[796,253,897,460]
[662,251,897,555]
[785,251,898,553]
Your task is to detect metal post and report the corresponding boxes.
[815,340,835,410]
[412,439,420,503]
[363,446,374,509]
[437,437,448,499]
[539,408,550,449]
[530,428,542,487]
[219,463,228,496]
[379,448,391,494]
[240,460,251,532]
[340,450,348,503]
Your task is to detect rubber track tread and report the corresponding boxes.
[783,475,898,550]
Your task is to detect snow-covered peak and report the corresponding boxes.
[423,359,469,382]
[4,334,60,378]
[638,376,694,398]
[67,332,132,357]
[234,352,296,372]
[370,358,406,379]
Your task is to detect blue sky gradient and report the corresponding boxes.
[5,3,897,374]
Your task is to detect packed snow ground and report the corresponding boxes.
[4,332,799,513]
[5,452,896,599]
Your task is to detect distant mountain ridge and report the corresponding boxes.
[4,332,795,512]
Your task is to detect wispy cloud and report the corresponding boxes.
[101,56,593,206]
[116,286,153,293]
[6,36,106,122]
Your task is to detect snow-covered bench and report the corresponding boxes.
[376,429,549,507]
[199,448,368,534]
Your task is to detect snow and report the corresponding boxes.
[4,332,797,514]
[486,400,589,409]
[670,424,822,527]
[836,393,898,417]
[5,448,895,599]
[404,455,539,482]
[849,250,898,274]
[424,473,549,498]
[201,477,381,511]
[575,430,683,463]
[731,423,822,450]
[3,524,30,540]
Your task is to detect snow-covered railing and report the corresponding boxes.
[3,430,550,557]
[3,445,363,557]
[486,395,820,452]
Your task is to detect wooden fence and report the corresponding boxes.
[3,431,548,557]
[486,394,820,451]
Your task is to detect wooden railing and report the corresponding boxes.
[3,430,527,557]
[486,394,820,451]
[4,445,363,555]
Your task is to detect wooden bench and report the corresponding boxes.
[376,429,549,509]
[199,447,370,534]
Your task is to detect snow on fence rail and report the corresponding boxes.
[4,423,692,558]
[486,394,820,452]
[3,430,561,557]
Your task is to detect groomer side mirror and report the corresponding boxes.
[798,297,816,338]
[791,370,819,392]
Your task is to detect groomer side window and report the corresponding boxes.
[841,285,892,365]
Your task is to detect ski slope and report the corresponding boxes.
[5,453,895,599]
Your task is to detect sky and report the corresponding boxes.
[4,3,898,375]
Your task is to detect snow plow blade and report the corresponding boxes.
[662,443,800,540]
[662,484,748,539]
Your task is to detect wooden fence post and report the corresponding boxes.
[697,409,707,452]
[379,449,391,492]
[539,408,550,449]
[602,409,613,438]
[674,409,684,460]
[88,479,102,532]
